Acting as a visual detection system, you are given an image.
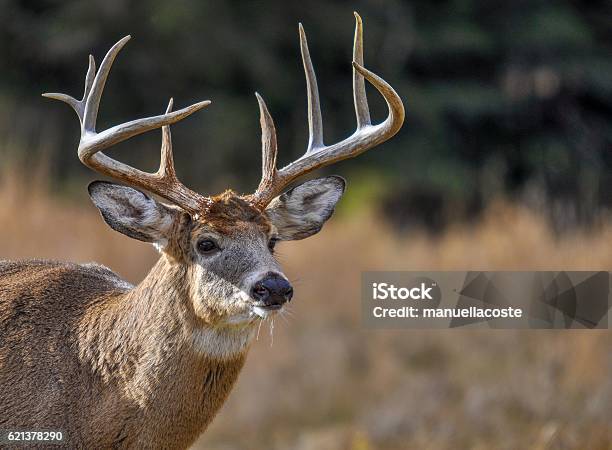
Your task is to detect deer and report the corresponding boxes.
[0,13,403,449]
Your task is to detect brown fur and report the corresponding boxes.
[0,257,247,448]
[162,191,271,260]
[0,182,343,448]
[203,190,271,235]
[0,192,277,448]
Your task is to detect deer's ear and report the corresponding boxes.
[265,176,345,241]
[88,181,177,247]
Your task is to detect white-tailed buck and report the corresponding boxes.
[0,13,403,448]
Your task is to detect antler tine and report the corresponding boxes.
[158,98,177,180]
[299,24,324,152]
[82,36,131,133]
[43,55,96,126]
[43,36,211,214]
[352,12,371,128]
[254,93,279,198]
[250,13,405,209]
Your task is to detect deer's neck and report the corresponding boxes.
[78,256,252,444]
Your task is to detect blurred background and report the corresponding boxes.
[1,0,611,449]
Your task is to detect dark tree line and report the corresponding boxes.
[1,0,611,231]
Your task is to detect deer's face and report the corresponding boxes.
[182,193,288,326]
[88,176,344,327]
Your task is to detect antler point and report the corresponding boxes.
[112,35,132,52]
[166,98,174,113]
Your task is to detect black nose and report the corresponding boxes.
[251,274,293,308]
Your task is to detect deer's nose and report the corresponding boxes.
[251,274,293,308]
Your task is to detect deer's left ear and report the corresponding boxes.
[265,176,345,241]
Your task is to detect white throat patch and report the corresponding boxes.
[191,325,256,360]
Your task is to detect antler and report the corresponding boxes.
[42,36,210,214]
[249,12,405,209]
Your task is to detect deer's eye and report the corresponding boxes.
[268,238,278,253]
[197,239,219,254]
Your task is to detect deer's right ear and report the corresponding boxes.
[88,181,178,247]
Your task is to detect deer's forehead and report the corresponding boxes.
[190,192,272,237]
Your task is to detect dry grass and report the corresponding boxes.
[0,169,610,450]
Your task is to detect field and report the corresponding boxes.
[0,168,610,450]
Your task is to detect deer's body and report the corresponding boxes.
[0,13,403,449]
[0,257,248,448]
